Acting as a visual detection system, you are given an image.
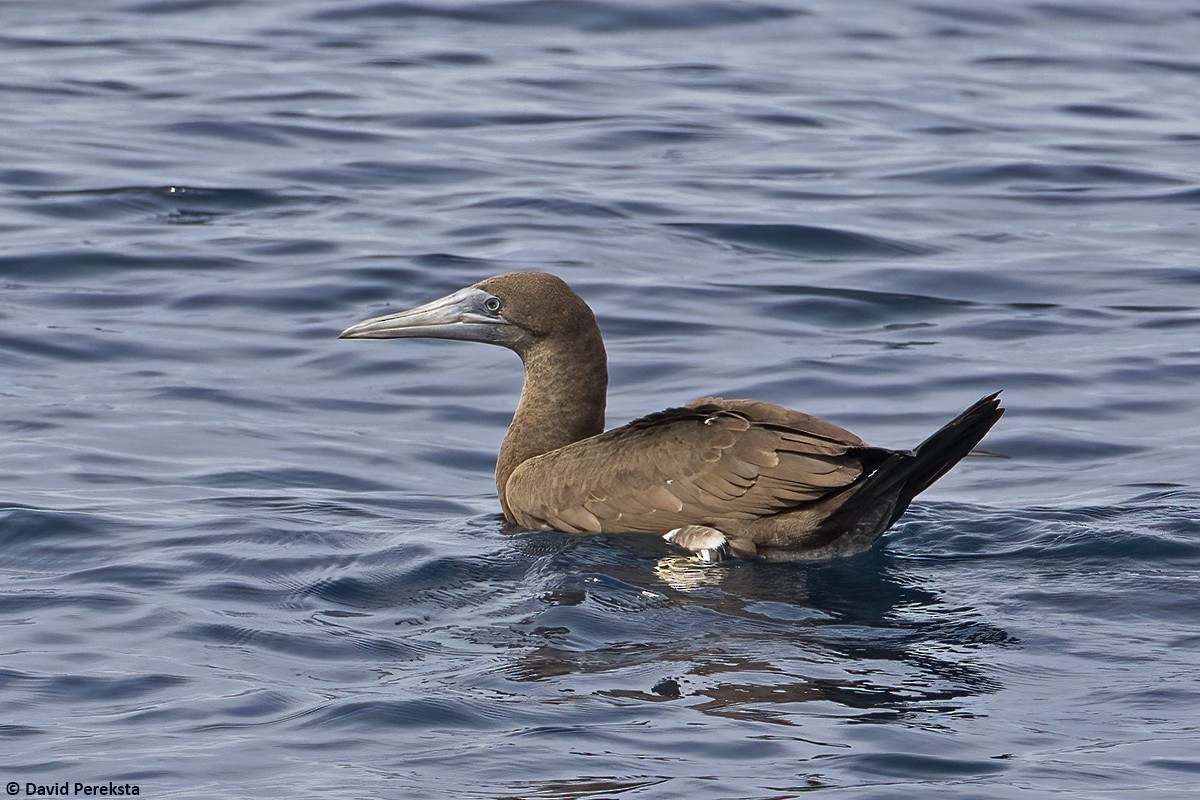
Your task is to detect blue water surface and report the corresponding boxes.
[2,1,1199,798]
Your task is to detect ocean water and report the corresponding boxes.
[2,0,1199,797]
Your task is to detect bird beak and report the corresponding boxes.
[339,286,510,344]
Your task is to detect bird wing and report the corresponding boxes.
[504,397,889,534]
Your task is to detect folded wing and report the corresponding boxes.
[505,397,892,533]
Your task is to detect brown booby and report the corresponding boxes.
[340,272,1003,562]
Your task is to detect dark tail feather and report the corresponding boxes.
[887,391,1004,526]
[793,392,1004,558]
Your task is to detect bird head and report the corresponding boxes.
[339,271,597,356]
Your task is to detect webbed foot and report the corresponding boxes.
[664,525,730,563]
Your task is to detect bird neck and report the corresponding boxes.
[496,330,607,519]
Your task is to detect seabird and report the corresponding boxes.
[340,271,1003,562]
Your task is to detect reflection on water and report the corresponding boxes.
[501,535,1010,729]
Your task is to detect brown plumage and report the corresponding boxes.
[340,271,1003,562]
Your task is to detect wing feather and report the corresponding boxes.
[506,397,888,533]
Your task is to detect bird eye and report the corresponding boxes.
[484,297,502,313]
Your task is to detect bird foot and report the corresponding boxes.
[664,525,730,563]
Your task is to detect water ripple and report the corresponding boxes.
[309,0,800,32]
[668,222,940,258]
[0,250,246,280]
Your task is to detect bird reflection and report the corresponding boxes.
[500,528,1012,727]
[652,553,729,591]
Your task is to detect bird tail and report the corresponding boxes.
[885,391,1004,526]
[755,392,1004,561]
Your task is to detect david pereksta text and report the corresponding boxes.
[8,783,140,797]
